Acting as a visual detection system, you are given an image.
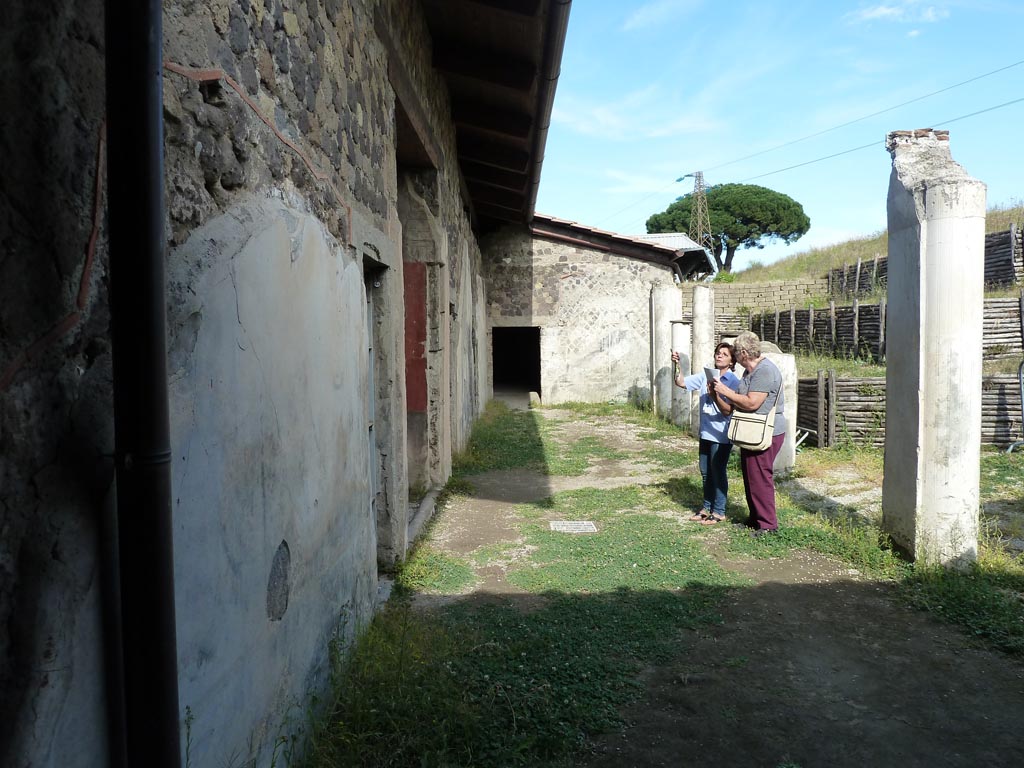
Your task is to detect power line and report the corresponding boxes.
[595,58,1024,229]
[705,57,1024,174]
[741,94,1024,182]
[612,93,1024,231]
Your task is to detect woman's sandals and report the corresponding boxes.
[689,511,726,525]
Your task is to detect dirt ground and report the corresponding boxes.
[429,408,1024,768]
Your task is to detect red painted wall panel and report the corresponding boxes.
[404,261,427,412]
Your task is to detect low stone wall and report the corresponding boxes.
[680,278,828,315]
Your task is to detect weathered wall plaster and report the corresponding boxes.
[3,0,488,764]
[166,193,379,764]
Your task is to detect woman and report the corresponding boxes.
[711,331,786,536]
[671,342,740,525]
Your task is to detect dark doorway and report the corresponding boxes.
[493,327,541,395]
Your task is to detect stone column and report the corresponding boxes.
[650,284,679,418]
[761,344,797,474]
[690,285,715,436]
[670,321,691,427]
[882,129,986,567]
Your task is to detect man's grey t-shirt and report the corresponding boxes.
[737,358,787,436]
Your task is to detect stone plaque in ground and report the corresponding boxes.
[550,520,598,533]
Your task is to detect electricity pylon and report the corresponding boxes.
[681,171,714,259]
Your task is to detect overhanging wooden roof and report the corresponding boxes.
[420,0,572,231]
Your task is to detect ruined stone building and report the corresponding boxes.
[1,2,709,766]
[484,215,709,403]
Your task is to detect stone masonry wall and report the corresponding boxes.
[1,1,113,764]
[2,1,488,766]
[483,228,678,404]
[679,278,829,315]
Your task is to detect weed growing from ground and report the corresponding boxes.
[395,547,475,594]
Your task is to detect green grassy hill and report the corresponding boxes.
[731,201,1023,283]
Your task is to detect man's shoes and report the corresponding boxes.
[750,528,777,538]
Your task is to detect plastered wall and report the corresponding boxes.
[167,193,379,764]
[483,228,678,404]
[2,0,488,765]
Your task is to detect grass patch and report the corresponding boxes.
[545,400,682,441]
[507,486,746,594]
[304,403,1024,768]
[305,486,737,767]
[454,401,646,477]
[902,551,1024,655]
[731,443,1024,655]
[722,504,908,581]
[396,547,476,595]
[301,604,482,767]
[303,588,730,768]
[640,442,700,470]
[734,230,887,283]
[545,435,627,476]
[789,442,884,482]
[453,401,547,475]
[794,351,887,378]
[732,201,1022,284]
[979,448,1024,499]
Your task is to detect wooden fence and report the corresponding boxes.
[796,372,1023,448]
[755,294,1024,363]
[984,225,1023,286]
[827,225,1022,297]
[828,253,888,298]
[754,300,888,361]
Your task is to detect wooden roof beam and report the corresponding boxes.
[457,135,530,172]
[462,0,542,16]
[475,201,526,222]
[460,161,528,193]
[466,182,525,211]
[433,46,537,91]
[452,102,533,141]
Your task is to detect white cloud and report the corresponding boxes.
[551,86,721,141]
[854,4,903,21]
[622,0,703,31]
[844,1,950,24]
[907,28,922,36]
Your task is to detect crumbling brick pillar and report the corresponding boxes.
[882,129,987,567]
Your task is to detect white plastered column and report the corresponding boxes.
[690,285,715,437]
[650,284,679,418]
[670,320,691,427]
[882,129,986,567]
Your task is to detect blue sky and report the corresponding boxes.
[535,0,1024,271]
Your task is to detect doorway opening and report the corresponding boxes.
[492,326,541,403]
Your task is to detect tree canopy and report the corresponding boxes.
[646,183,810,272]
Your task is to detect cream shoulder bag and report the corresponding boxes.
[727,387,779,451]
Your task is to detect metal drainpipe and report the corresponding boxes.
[105,0,182,765]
